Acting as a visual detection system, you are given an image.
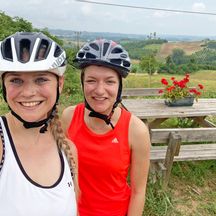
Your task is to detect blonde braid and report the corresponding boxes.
[50,107,79,194]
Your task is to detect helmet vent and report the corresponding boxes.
[123,60,130,67]
[110,59,121,65]
[54,45,62,57]
[35,39,49,60]
[2,38,13,61]
[103,42,109,56]
[86,52,96,59]
[89,43,99,51]
[111,47,122,54]
[120,53,127,58]
[20,39,30,62]
[83,46,90,51]
[78,52,85,58]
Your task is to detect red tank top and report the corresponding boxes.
[68,103,131,216]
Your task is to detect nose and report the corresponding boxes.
[94,81,105,95]
[21,82,37,97]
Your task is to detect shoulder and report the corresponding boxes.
[129,114,149,136]
[129,114,150,150]
[62,105,76,119]
[61,105,77,133]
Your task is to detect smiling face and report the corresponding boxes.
[3,71,64,123]
[83,65,120,114]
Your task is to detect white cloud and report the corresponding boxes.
[153,11,173,18]
[62,0,71,5]
[81,4,93,15]
[192,2,206,12]
[104,11,130,23]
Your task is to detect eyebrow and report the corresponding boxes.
[5,72,49,77]
[86,75,117,79]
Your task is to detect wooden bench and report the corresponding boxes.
[150,127,216,188]
[122,88,162,98]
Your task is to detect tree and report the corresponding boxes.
[41,28,63,46]
[140,54,158,87]
[0,12,15,39]
[0,11,34,40]
[13,16,33,32]
[170,48,187,65]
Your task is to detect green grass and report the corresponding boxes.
[124,70,216,97]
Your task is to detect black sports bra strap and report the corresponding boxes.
[0,117,6,172]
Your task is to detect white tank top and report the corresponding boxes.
[0,116,77,216]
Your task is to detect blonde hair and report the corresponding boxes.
[50,107,79,197]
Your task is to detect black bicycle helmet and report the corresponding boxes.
[74,39,131,129]
[0,32,67,133]
[74,39,131,78]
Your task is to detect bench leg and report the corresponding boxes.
[163,132,181,189]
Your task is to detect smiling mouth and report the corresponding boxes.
[93,97,107,101]
[19,101,42,107]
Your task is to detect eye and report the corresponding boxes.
[85,79,96,84]
[35,77,49,84]
[106,80,117,85]
[10,78,23,85]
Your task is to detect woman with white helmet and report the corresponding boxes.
[62,39,150,216]
[0,32,78,216]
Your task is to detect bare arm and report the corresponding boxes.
[61,106,76,136]
[127,115,150,216]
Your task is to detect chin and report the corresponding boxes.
[93,107,111,115]
[19,113,47,122]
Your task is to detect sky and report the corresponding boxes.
[1,0,216,36]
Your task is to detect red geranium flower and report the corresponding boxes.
[159,74,204,102]
[161,78,168,85]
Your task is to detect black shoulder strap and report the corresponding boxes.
[0,117,6,172]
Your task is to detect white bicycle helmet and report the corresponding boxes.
[0,32,66,76]
[74,39,131,78]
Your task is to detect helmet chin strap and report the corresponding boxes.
[85,79,122,130]
[10,104,57,133]
[86,102,115,129]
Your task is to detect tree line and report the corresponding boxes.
[1,11,216,79]
[0,11,80,103]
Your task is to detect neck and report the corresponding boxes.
[6,113,48,134]
[84,107,121,133]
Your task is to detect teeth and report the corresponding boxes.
[94,97,105,101]
[21,101,41,107]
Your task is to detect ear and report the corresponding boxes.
[58,76,64,94]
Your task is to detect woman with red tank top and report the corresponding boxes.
[62,39,150,216]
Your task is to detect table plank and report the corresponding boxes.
[122,98,216,119]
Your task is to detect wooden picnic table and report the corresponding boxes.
[122,98,216,128]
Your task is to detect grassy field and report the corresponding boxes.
[0,70,216,215]
[159,41,204,58]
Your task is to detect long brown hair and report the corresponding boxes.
[50,107,79,197]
